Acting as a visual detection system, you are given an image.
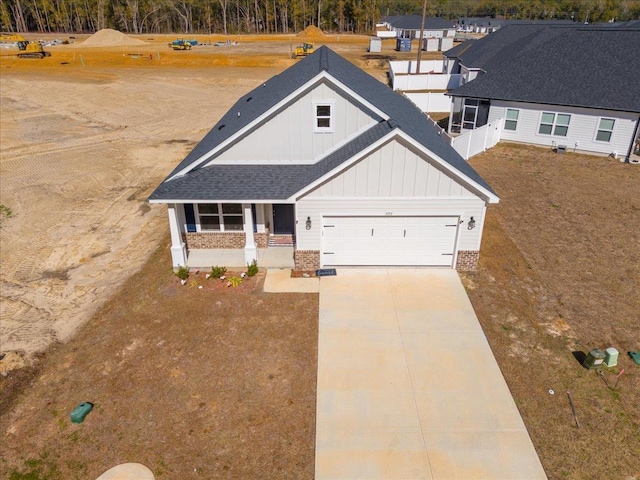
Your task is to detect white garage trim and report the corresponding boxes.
[321,215,460,267]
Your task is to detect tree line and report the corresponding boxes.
[1,0,638,35]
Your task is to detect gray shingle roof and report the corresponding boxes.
[149,121,395,201]
[448,25,640,113]
[150,46,497,202]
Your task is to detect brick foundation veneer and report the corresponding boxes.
[183,232,246,249]
[255,230,269,248]
[456,250,479,271]
[294,250,320,271]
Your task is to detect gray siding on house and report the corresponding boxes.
[489,101,638,156]
[212,83,379,164]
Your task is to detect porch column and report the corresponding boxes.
[168,203,187,268]
[255,204,266,233]
[448,98,455,134]
[243,203,257,265]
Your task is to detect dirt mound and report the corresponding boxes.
[80,29,146,47]
[297,25,326,38]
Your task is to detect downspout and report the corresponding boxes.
[626,115,640,163]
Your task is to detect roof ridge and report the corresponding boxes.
[320,46,329,71]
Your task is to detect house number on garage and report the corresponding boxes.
[385,212,393,215]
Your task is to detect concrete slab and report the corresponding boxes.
[316,268,546,479]
[95,463,154,480]
[263,268,319,293]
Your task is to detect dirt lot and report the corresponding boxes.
[0,32,421,363]
[463,144,640,479]
[1,33,639,479]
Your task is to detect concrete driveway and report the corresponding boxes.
[315,269,547,479]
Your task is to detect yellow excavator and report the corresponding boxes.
[291,42,314,58]
[16,40,51,58]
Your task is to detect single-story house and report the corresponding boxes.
[149,46,499,271]
[444,24,640,161]
[381,15,457,39]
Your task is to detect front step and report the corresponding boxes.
[268,234,295,247]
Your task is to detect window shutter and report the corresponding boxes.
[184,204,196,232]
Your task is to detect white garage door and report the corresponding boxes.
[322,216,459,266]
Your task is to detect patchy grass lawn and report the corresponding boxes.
[0,243,318,479]
[462,144,640,480]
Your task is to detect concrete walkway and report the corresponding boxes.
[316,269,546,479]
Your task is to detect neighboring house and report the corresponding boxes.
[381,15,457,38]
[445,24,640,161]
[149,47,499,271]
[454,18,577,34]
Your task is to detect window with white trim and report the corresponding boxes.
[314,102,333,132]
[504,109,519,131]
[197,203,243,231]
[595,118,615,142]
[538,112,571,136]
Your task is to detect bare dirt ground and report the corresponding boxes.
[0,33,420,365]
[463,144,640,479]
[2,33,639,480]
[0,246,319,479]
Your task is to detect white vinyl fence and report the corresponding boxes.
[376,30,397,38]
[389,60,445,74]
[449,119,503,160]
[403,92,452,113]
[392,73,462,91]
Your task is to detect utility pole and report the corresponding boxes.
[416,0,428,74]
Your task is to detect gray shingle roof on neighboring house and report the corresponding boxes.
[150,46,497,202]
[448,25,640,113]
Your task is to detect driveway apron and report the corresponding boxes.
[315,268,547,479]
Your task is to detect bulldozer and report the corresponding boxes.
[16,39,50,58]
[291,42,314,58]
[169,39,193,50]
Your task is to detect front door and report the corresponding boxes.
[272,204,295,234]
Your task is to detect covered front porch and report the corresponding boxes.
[166,202,297,269]
[186,247,295,269]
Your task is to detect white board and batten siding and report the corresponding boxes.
[214,82,378,164]
[295,139,487,266]
[489,101,639,157]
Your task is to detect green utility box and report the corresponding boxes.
[604,347,619,367]
[70,402,93,423]
[583,349,606,370]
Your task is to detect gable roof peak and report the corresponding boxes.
[318,45,330,71]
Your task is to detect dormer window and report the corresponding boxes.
[314,101,334,133]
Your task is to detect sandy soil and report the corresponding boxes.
[0,52,281,363]
[0,34,419,366]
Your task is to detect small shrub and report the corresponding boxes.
[227,276,243,287]
[210,265,227,279]
[247,260,258,277]
[0,204,12,228]
[175,266,189,280]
